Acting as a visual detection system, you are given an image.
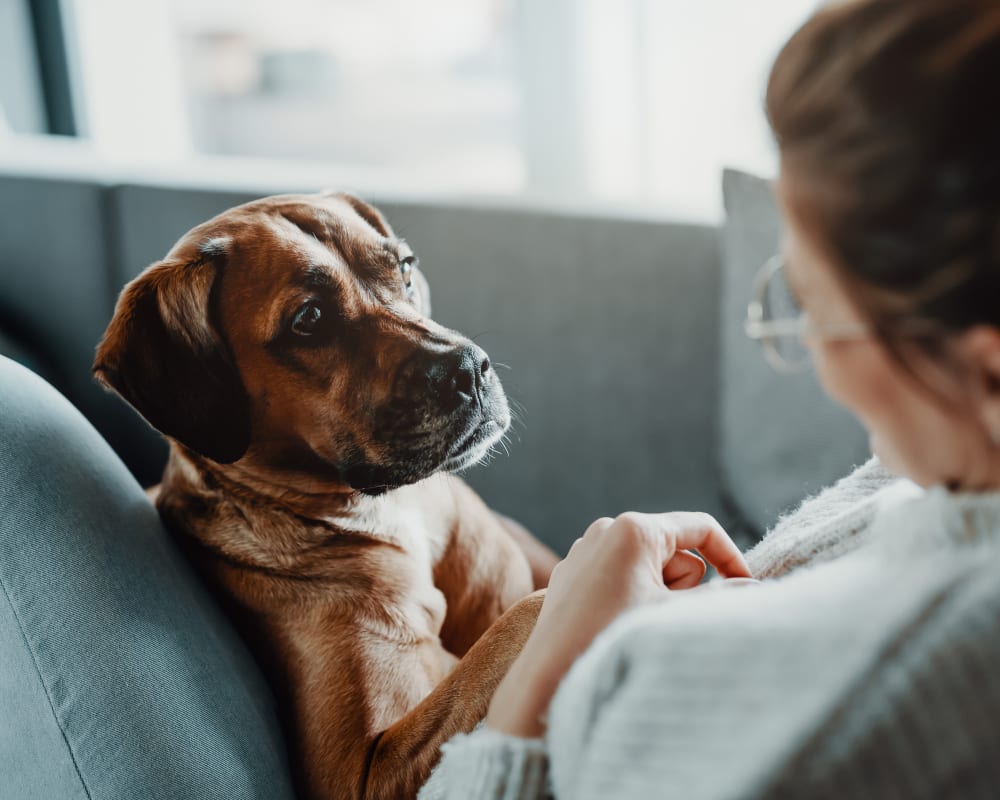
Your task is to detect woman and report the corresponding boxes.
[422,0,1000,797]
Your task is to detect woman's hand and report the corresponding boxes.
[486,512,753,737]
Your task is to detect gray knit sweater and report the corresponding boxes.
[420,458,1000,799]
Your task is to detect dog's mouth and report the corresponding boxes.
[340,404,510,495]
[343,350,512,493]
[440,415,508,472]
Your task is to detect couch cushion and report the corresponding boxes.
[719,168,870,535]
[0,356,295,800]
[0,325,55,384]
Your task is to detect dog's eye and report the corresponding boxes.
[400,255,417,290]
[291,303,323,335]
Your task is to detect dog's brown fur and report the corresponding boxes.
[94,193,554,800]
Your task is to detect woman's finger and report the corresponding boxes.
[662,550,706,590]
[657,512,752,579]
[584,516,616,536]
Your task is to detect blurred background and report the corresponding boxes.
[2,0,817,221]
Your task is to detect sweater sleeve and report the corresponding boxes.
[545,554,999,800]
[745,456,904,579]
[418,728,551,800]
[759,565,1000,799]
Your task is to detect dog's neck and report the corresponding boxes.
[158,445,455,567]
[192,449,361,520]
[157,445,455,644]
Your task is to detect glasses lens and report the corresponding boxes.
[769,328,811,372]
[763,260,801,321]
[760,258,811,372]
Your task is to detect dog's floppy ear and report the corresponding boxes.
[93,242,251,463]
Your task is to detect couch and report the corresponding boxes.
[0,141,870,797]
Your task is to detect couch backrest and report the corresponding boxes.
[110,183,724,553]
[1,171,725,553]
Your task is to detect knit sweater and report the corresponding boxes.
[419,458,1000,799]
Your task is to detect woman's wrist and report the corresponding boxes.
[486,663,554,737]
[486,629,584,737]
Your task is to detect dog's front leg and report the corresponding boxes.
[493,511,559,590]
[432,476,537,657]
[362,589,545,800]
[289,591,545,800]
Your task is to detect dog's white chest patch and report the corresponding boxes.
[321,484,450,636]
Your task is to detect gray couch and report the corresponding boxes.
[0,159,869,554]
[0,154,873,799]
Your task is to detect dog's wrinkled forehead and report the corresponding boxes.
[175,193,392,272]
[268,195,391,265]
[182,193,408,309]
[174,193,429,350]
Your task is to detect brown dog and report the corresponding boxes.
[93,193,556,800]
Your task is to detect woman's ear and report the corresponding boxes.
[958,325,1000,444]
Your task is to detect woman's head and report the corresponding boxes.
[766,0,1000,489]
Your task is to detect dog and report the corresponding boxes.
[93,192,556,800]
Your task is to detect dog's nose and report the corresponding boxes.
[401,345,491,412]
[430,346,491,410]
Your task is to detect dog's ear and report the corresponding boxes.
[93,243,251,464]
[332,192,394,238]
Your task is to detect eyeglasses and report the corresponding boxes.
[744,255,871,374]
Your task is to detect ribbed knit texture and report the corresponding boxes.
[420,729,549,800]
[420,458,1000,799]
[744,456,909,578]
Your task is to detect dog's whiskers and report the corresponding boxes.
[477,448,497,467]
[506,398,527,439]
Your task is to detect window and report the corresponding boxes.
[46,0,819,219]
[0,0,75,137]
[174,0,523,193]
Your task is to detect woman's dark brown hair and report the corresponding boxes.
[766,0,1000,350]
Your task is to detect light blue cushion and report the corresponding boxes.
[0,356,295,800]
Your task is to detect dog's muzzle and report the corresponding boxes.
[396,344,494,415]
[346,342,509,494]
